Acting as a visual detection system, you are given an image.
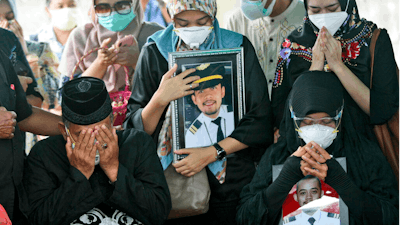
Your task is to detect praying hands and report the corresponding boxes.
[292,141,331,181]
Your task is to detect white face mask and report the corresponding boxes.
[308,12,348,36]
[297,124,338,149]
[174,26,213,49]
[308,0,349,36]
[49,8,79,31]
[240,0,277,20]
[65,126,100,165]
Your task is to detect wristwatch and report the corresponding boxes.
[213,143,226,161]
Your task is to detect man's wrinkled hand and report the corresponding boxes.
[95,125,119,182]
[66,128,97,179]
[0,107,17,139]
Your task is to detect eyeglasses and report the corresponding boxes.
[296,117,338,126]
[290,106,343,127]
[94,1,132,17]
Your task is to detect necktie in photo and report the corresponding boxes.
[209,117,227,184]
[212,117,224,142]
[308,217,316,225]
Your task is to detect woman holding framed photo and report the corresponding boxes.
[237,71,399,225]
[124,0,273,224]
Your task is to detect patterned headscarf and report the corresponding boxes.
[167,0,217,20]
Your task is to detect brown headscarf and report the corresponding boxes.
[59,0,144,92]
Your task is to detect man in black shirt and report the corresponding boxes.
[0,50,61,224]
[23,77,171,225]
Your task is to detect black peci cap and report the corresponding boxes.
[62,77,112,125]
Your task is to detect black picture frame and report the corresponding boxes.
[168,48,245,162]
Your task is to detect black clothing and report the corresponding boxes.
[0,50,32,221]
[23,129,172,225]
[271,0,399,138]
[237,71,399,225]
[124,36,273,223]
[0,28,43,100]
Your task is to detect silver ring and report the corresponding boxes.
[102,143,108,149]
[190,84,193,89]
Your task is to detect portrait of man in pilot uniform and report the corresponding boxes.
[185,63,235,148]
[283,175,340,225]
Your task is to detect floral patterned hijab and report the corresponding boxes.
[273,0,377,95]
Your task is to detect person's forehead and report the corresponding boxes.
[174,10,209,21]
[50,0,76,5]
[304,112,330,119]
[96,0,122,5]
[307,0,340,8]
[195,84,221,93]
[298,178,320,190]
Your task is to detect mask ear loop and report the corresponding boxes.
[290,106,303,133]
[332,105,344,134]
[65,126,77,145]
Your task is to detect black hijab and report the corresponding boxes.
[272,0,379,128]
[272,71,398,224]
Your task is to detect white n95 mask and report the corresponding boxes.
[308,0,349,36]
[240,0,277,20]
[308,12,348,36]
[297,124,338,149]
[174,26,213,49]
[50,8,78,31]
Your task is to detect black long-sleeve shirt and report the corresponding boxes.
[23,129,171,225]
[0,49,33,222]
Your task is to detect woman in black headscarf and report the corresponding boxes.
[271,0,398,142]
[237,71,398,225]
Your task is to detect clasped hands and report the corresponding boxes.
[292,141,332,181]
[66,125,119,182]
[96,36,139,68]
[311,26,343,72]
[0,107,17,139]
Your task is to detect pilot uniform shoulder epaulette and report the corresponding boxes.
[327,212,340,219]
[189,120,202,134]
[283,216,296,224]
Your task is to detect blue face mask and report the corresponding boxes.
[98,10,136,32]
[241,0,277,20]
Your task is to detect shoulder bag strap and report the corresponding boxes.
[369,28,381,88]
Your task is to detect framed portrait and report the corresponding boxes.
[272,157,349,225]
[168,48,245,162]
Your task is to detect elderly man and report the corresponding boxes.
[23,77,171,225]
[0,50,61,224]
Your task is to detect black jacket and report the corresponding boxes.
[23,129,172,225]
[0,50,32,221]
